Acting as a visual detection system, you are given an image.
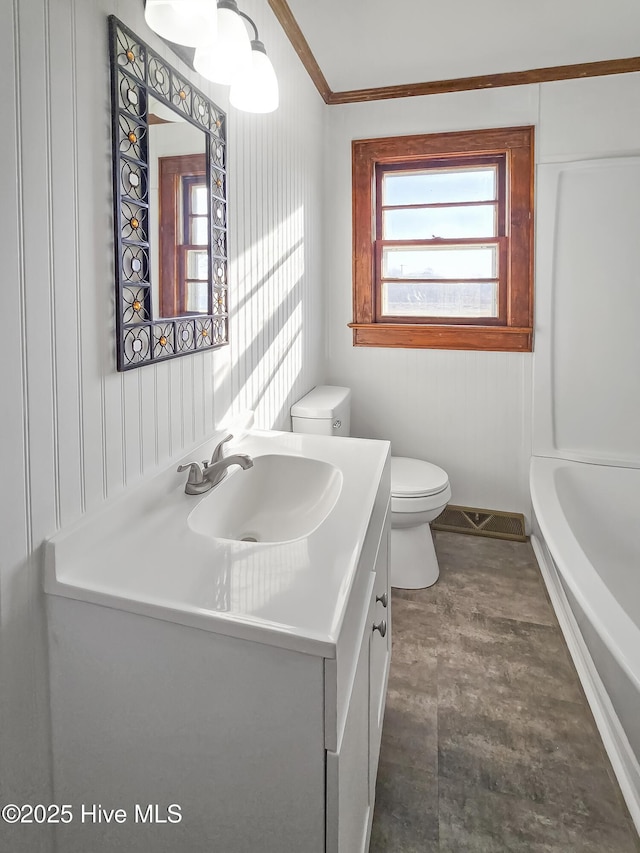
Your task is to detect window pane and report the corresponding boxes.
[382,281,498,318]
[186,281,208,313]
[191,216,208,245]
[191,184,208,215]
[382,245,497,280]
[383,166,496,206]
[383,204,496,239]
[186,249,209,280]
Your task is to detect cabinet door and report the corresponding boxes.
[326,578,376,853]
[369,518,391,799]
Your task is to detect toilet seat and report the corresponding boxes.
[391,456,449,498]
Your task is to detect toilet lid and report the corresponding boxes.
[391,456,449,498]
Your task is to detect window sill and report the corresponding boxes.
[348,323,533,352]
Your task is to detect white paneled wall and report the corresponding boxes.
[230,55,324,427]
[0,0,324,846]
[343,347,532,517]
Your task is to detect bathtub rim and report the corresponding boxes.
[530,454,640,694]
[530,525,640,837]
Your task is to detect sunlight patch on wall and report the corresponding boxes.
[230,206,306,427]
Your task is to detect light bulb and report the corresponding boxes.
[230,42,279,113]
[144,0,217,48]
[193,0,251,86]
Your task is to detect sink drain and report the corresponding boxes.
[240,535,259,543]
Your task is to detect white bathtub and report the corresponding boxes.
[530,455,640,830]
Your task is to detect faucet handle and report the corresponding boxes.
[210,433,233,464]
[177,461,204,485]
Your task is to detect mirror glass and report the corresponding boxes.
[148,96,208,318]
[109,17,228,371]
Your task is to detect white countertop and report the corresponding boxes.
[45,429,390,657]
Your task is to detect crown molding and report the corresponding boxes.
[327,56,640,103]
[267,0,640,105]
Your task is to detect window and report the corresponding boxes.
[178,174,209,313]
[351,127,534,351]
[158,153,209,317]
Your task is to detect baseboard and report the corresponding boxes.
[531,534,640,834]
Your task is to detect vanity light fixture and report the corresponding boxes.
[144,0,216,47]
[194,0,252,86]
[144,0,279,113]
[229,14,279,113]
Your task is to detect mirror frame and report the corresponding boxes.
[109,16,228,371]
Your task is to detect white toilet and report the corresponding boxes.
[291,385,451,588]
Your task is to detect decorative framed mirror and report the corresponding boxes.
[109,16,228,370]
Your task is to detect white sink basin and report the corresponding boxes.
[188,454,343,544]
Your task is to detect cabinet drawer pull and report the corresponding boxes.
[372,620,387,638]
[376,592,388,608]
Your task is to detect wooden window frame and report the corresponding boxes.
[350,126,534,351]
[158,153,207,318]
[179,173,209,313]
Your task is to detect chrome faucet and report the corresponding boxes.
[177,434,253,495]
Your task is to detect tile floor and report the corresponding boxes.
[370,531,640,853]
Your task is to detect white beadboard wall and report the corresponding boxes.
[323,73,640,520]
[0,0,324,846]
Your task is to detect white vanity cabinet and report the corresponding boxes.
[325,506,391,853]
[45,432,391,853]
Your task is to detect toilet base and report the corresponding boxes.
[390,522,439,589]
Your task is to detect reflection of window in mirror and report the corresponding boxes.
[180,176,209,313]
[159,155,208,316]
[147,95,209,319]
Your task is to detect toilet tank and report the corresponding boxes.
[291,386,351,437]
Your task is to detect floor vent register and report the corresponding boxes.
[432,505,527,542]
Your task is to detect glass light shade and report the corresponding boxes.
[193,5,252,85]
[230,45,279,113]
[144,0,217,48]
